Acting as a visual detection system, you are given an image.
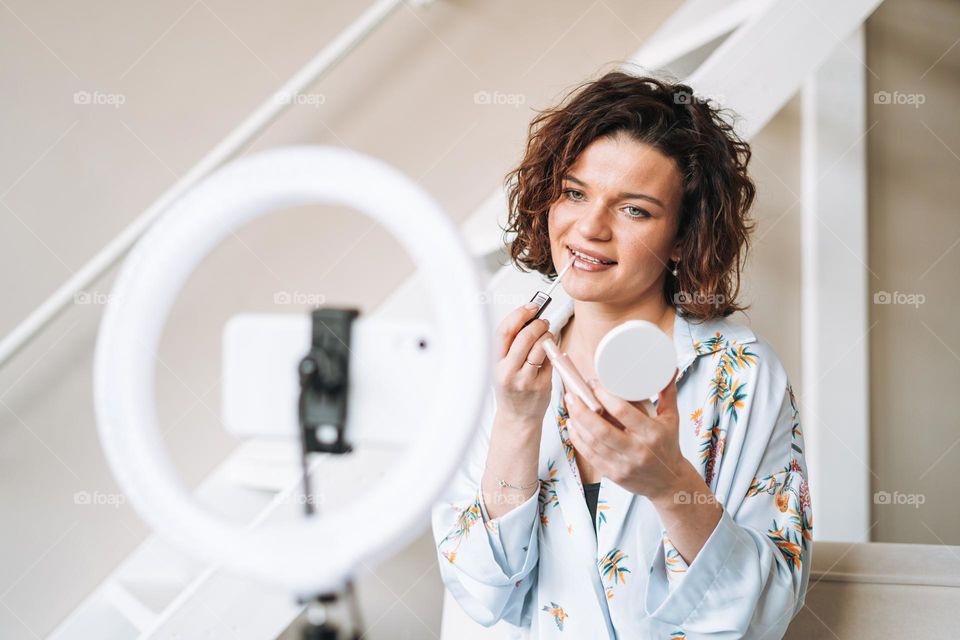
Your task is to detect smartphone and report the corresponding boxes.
[542,339,602,414]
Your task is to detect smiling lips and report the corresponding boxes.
[567,244,616,271]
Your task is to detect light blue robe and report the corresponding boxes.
[433,298,812,638]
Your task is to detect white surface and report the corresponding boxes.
[595,320,675,402]
[801,27,871,542]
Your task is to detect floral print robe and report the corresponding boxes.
[432,297,813,638]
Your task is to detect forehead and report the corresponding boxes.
[565,134,682,205]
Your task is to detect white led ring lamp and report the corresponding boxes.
[93,145,490,596]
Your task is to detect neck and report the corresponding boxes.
[560,297,676,366]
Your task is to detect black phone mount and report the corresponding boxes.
[295,307,364,640]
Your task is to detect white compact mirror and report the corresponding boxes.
[594,320,676,408]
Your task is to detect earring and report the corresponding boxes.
[671,261,679,277]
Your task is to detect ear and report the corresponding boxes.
[669,235,683,264]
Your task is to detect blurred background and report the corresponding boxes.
[0,0,957,638]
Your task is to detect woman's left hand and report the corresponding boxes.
[564,369,689,501]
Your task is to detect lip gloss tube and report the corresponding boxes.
[542,339,602,414]
[521,260,573,330]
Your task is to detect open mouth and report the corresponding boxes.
[567,245,616,266]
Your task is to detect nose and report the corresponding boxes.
[575,199,613,240]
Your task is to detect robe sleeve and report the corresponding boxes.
[431,388,541,627]
[645,341,813,638]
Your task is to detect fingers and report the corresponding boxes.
[656,369,679,417]
[638,399,657,418]
[564,392,630,455]
[524,331,554,370]
[510,330,554,383]
[564,401,611,473]
[504,319,552,373]
[494,303,541,361]
[588,379,652,436]
[566,423,608,473]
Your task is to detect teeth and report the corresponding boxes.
[570,248,611,265]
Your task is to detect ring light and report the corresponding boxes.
[93,145,490,596]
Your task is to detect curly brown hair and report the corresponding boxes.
[502,70,757,321]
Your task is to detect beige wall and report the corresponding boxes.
[866,0,960,545]
[0,0,955,638]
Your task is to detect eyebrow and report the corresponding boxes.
[563,174,665,209]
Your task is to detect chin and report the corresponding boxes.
[564,279,615,302]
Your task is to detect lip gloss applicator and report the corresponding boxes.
[521,259,573,330]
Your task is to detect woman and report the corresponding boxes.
[432,71,812,639]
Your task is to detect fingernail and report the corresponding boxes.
[587,378,598,389]
[524,302,538,310]
[564,392,573,405]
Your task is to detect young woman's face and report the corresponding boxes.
[548,133,683,307]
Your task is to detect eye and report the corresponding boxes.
[563,188,585,201]
[624,205,651,219]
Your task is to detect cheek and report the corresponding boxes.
[619,228,675,271]
[549,202,576,226]
[548,204,577,239]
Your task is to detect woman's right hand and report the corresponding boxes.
[493,303,556,425]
